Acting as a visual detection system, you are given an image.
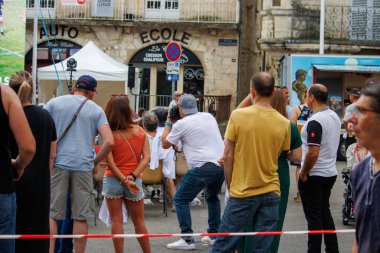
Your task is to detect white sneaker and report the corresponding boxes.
[167,238,195,250]
[201,236,215,246]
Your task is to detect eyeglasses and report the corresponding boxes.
[111,94,128,98]
[353,105,379,117]
[174,94,181,97]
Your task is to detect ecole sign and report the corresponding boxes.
[140,28,191,45]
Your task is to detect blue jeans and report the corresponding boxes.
[0,193,16,253]
[174,164,224,235]
[211,192,280,253]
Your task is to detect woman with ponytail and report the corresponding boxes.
[9,71,57,253]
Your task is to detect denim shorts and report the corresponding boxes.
[102,176,144,201]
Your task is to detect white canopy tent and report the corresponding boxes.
[37,41,138,108]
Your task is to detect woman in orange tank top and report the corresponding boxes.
[102,94,151,253]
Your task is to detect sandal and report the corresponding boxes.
[294,192,301,202]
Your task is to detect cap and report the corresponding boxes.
[349,88,361,97]
[75,75,97,91]
[178,94,198,115]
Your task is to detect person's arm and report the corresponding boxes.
[300,120,322,182]
[223,139,235,191]
[161,121,173,149]
[286,146,301,163]
[4,85,35,179]
[237,94,252,108]
[49,141,57,173]
[93,124,114,167]
[290,106,301,124]
[352,238,358,253]
[106,150,140,194]
[131,134,150,176]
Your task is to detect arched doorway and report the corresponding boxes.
[24,39,82,74]
[129,43,203,109]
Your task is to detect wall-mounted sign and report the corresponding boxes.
[92,0,114,17]
[130,43,201,65]
[140,28,192,45]
[62,0,81,5]
[218,39,238,46]
[167,62,180,74]
[40,25,79,39]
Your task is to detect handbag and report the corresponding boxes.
[57,98,88,144]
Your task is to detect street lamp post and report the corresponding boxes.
[67,58,77,93]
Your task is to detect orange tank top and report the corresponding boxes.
[104,126,145,177]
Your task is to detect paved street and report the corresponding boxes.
[86,161,354,253]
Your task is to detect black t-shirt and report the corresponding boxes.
[11,105,57,195]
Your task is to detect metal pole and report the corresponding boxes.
[319,0,325,54]
[32,0,40,104]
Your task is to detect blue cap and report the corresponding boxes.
[75,75,97,91]
[179,94,198,115]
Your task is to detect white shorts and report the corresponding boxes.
[162,148,176,179]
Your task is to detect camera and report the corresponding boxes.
[170,105,181,121]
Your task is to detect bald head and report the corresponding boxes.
[308,84,328,104]
[250,72,275,97]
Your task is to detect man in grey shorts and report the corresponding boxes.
[45,75,113,253]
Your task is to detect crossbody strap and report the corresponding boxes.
[119,130,138,162]
[57,98,88,144]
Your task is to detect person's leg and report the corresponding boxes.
[294,165,301,201]
[271,164,290,253]
[70,171,94,253]
[106,198,124,253]
[250,192,280,253]
[0,193,16,253]
[0,16,4,34]
[49,168,70,253]
[211,197,256,253]
[299,176,323,253]
[56,193,73,253]
[164,178,176,211]
[321,176,339,253]
[203,165,224,233]
[125,199,151,253]
[173,168,205,235]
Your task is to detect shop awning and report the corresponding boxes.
[314,64,380,73]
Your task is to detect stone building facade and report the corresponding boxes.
[25,0,240,113]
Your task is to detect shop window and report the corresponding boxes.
[272,0,281,7]
[183,67,204,95]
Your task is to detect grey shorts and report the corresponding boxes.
[50,167,95,220]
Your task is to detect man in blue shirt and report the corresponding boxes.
[349,82,380,253]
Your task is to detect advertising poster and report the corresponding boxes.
[92,0,114,17]
[0,0,26,84]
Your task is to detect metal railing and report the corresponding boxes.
[290,4,380,42]
[26,0,239,24]
[132,94,231,123]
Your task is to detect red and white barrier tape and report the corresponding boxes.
[0,229,355,240]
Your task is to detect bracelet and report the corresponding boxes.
[120,178,128,185]
[129,172,137,181]
[165,122,172,128]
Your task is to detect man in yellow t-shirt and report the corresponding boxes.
[211,72,291,253]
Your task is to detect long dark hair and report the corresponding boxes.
[272,89,287,118]
[105,95,134,131]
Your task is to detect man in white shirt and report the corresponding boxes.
[162,94,225,250]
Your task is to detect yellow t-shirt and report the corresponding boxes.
[225,105,290,198]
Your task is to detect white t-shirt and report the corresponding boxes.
[169,100,178,109]
[166,112,224,169]
[301,108,341,177]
